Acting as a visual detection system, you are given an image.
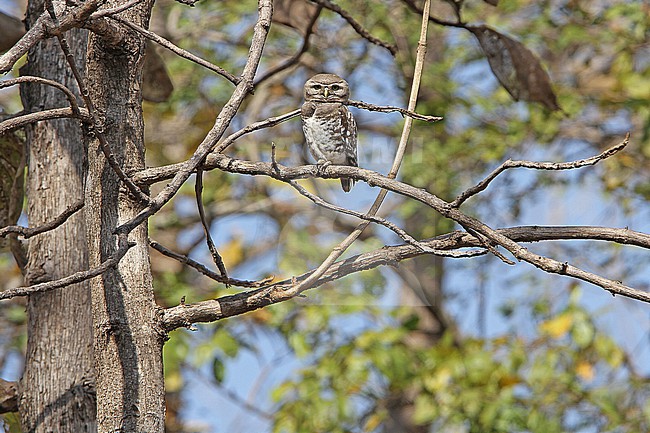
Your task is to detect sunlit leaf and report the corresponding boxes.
[539,313,573,339]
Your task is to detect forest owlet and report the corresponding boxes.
[301,73,358,192]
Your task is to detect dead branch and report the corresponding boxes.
[0,235,134,301]
[308,0,398,55]
[153,152,648,303]
[254,6,322,86]
[108,16,240,85]
[452,133,631,207]
[0,198,84,239]
[149,239,273,288]
[0,76,81,114]
[0,0,103,73]
[0,107,91,134]
[347,100,442,122]
[161,224,650,330]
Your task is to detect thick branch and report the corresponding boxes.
[151,153,648,303]
[0,107,91,134]
[161,225,650,330]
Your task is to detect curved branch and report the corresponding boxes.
[452,133,631,207]
[161,224,650,330]
[0,107,91,134]
[308,0,397,55]
[254,6,322,86]
[0,76,81,114]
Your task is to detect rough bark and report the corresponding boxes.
[19,2,96,431]
[83,1,165,431]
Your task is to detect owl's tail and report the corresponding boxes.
[340,178,354,193]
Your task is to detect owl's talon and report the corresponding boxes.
[316,160,331,176]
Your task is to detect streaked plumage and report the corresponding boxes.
[301,73,358,192]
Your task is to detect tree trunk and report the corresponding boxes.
[84,1,165,431]
[19,2,96,430]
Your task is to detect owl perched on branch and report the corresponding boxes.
[301,73,358,192]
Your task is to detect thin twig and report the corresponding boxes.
[286,179,446,254]
[109,16,240,85]
[0,199,84,239]
[347,100,442,122]
[0,235,134,300]
[195,168,229,282]
[0,107,91,134]
[451,133,631,207]
[89,0,145,19]
[308,0,397,56]
[254,6,322,86]
[149,239,273,288]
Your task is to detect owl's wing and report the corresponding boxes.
[340,105,358,167]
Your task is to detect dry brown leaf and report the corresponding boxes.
[469,25,560,111]
[272,0,320,35]
[143,42,174,103]
[0,12,24,53]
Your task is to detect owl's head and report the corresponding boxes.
[303,73,350,103]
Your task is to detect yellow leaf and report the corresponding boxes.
[364,412,384,432]
[576,361,594,381]
[220,237,244,268]
[539,313,573,339]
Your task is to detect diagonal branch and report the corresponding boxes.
[113,0,274,236]
[0,235,134,300]
[452,133,631,207]
[149,239,273,288]
[161,224,650,330]
[0,198,84,239]
[347,100,442,122]
[308,0,397,55]
[108,16,240,85]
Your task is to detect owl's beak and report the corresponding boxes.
[323,87,329,98]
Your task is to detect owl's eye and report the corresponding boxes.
[312,84,322,90]
[331,85,341,91]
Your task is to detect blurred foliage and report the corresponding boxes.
[1,0,649,431]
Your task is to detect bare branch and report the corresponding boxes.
[452,133,631,207]
[113,0,274,236]
[108,16,240,86]
[0,76,81,114]
[0,198,84,239]
[0,107,91,134]
[154,152,648,304]
[347,100,442,122]
[308,0,398,56]
[149,239,273,288]
[0,0,103,73]
[89,0,145,19]
[0,235,134,300]
[161,225,650,330]
[254,6,322,86]
[195,168,229,281]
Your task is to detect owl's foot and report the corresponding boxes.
[316,159,332,176]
